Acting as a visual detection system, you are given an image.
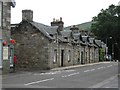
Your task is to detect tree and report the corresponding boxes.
[91,4,120,60]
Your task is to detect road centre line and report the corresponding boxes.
[84,70,90,72]
[34,71,61,75]
[62,72,79,77]
[24,78,54,85]
[65,70,75,72]
[90,69,95,71]
[84,68,96,72]
[34,70,75,76]
[107,65,112,67]
[97,67,104,69]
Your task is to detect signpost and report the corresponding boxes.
[3,47,8,60]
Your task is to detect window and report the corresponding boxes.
[0,2,2,27]
[78,51,80,63]
[68,50,71,62]
[64,37,68,39]
[53,49,57,63]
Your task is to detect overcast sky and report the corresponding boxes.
[11,0,119,27]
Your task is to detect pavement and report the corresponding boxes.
[51,62,111,71]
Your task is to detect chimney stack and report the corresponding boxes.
[22,9,33,22]
[51,17,64,31]
[70,25,79,34]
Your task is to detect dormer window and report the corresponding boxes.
[74,39,77,42]
[50,34,53,37]
[64,37,68,39]
[79,35,82,41]
[83,41,85,43]
[87,37,90,42]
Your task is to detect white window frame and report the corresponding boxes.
[53,49,57,63]
[68,50,71,62]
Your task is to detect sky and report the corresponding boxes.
[11,0,120,27]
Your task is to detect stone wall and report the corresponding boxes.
[12,22,50,70]
[2,2,11,41]
[2,2,11,74]
[48,42,73,68]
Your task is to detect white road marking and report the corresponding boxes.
[34,70,75,76]
[84,70,90,72]
[97,67,104,69]
[24,78,54,85]
[90,69,95,71]
[84,69,95,72]
[62,72,79,77]
[65,70,75,72]
[107,65,112,67]
[34,71,61,75]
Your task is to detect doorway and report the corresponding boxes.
[61,50,64,67]
[81,51,84,64]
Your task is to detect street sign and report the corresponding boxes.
[3,46,8,60]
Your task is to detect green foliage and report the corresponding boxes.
[91,4,120,46]
[100,48,104,62]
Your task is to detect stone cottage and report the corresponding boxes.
[11,9,105,70]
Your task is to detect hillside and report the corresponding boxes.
[64,21,92,31]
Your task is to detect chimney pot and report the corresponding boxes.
[60,17,62,21]
[51,17,64,31]
[53,18,55,22]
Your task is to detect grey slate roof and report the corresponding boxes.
[60,30,72,38]
[45,26,58,35]
[73,33,81,40]
[88,38,97,47]
[30,21,58,40]
[89,38,94,44]
[30,21,69,43]
[82,36,89,43]
[94,40,102,47]
[58,35,68,43]
[12,20,103,47]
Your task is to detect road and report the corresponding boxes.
[2,62,119,88]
